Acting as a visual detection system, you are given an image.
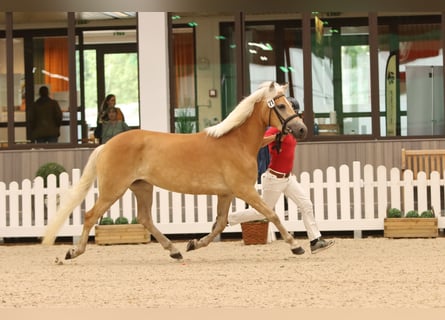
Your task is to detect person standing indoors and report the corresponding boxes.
[94,94,125,143]
[29,86,63,143]
[101,107,130,144]
[227,97,335,255]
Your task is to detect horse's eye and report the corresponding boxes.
[276,104,286,110]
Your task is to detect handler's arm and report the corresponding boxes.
[261,133,285,147]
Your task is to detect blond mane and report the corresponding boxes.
[205,81,286,138]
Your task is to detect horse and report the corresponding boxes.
[42,81,308,260]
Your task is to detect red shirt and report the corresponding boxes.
[265,127,296,173]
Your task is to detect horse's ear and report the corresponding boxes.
[269,81,276,90]
[281,83,289,92]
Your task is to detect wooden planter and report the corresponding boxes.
[240,221,269,245]
[384,218,438,238]
[95,224,151,245]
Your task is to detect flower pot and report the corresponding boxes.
[95,224,151,245]
[384,218,438,238]
[240,220,269,245]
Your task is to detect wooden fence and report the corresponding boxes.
[1,161,444,241]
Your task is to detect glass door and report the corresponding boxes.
[103,51,139,127]
[79,29,139,143]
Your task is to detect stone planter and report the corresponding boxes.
[95,224,151,245]
[384,218,438,238]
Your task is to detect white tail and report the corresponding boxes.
[41,145,104,245]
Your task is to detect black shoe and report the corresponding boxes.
[310,238,335,254]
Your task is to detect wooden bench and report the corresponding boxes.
[401,148,445,179]
[318,124,340,136]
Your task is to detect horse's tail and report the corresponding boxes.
[41,145,105,245]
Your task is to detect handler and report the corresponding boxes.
[228,97,334,254]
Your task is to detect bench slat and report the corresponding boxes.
[401,148,445,179]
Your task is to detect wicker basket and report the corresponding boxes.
[240,220,269,245]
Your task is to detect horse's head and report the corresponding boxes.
[264,82,307,140]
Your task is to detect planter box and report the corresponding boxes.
[240,221,269,245]
[384,218,438,238]
[95,224,151,245]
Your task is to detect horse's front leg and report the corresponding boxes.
[251,200,303,254]
[186,194,233,252]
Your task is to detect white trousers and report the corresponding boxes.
[228,170,322,242]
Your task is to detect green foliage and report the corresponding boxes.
[405,210,419,218]
[131,217,139,224]
[175,108,196,133]
[115,216,129,224]
[35,162,66,188]
[387,208,402,218]
[420,210,435,218]
[99,217,114,225]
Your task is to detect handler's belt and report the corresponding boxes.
[268,168,290,178]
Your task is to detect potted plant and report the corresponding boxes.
[35,162,67,188]
[94,216,151,245]
[35,162,66,208]
[405,210,419,218]
[384,207,438,238]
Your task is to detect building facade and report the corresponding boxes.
[1,4,445,182]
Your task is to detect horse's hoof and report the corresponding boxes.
[65,248,76,260]
[65,250,72,260]
[170,252,183,260]
[291,246,305,255]
[186,239,196,251]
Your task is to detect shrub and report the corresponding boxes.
[35,162,66,188]
[99,217,114,225]
[115,216,129,224]
[405,210,419,218]
[387,208,402,218]
[420,210,435,218]
[131,217,139,224]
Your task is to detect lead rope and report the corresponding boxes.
[272,132,283,154]
[268,98,300,154]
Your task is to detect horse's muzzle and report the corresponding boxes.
[287,121,307,140]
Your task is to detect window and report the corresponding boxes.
[78,29,139,143]
[0,38,10,146]
[0,12,138,149]
[32,36,71,143]
[378,15,443,137]
[172,14,229,132]
[312,15,371,136]
[220,15,304,113]
[0,26,27,145]
[172,26,197,133]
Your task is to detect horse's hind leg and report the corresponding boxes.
[130,181,182,260]
[186,194,233,251]
[65,197,115,260]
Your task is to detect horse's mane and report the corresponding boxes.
[205,81,285,138]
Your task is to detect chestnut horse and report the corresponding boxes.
[42,81,307,260]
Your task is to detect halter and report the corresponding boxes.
[267,94,300,135]
[267,94,300,154]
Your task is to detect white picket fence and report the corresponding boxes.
[1,161,444,241]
